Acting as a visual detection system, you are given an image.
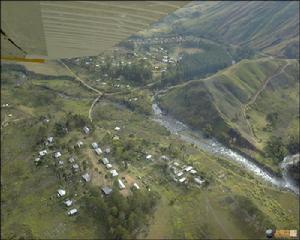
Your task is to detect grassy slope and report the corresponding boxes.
[145,1,299,58]
[159,59,299,173]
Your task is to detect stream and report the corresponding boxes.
[152,102,299,195]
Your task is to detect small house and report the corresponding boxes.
[161,155,169,161]
[47,137,54,143]
[67,208,78,216]
[113,136,120,141]
[146,155,152,160]
[118,179,125,189]
[95,148,102,155]
[72,164,79,171]
[54,152,62,158]
[39,150,47,157]
[91,142,98,149]
[34,157,41,165]
[102,158,109,165]
[179,177,186,183]
[114,126,121,131]
[64,199,73,207]
[133,183,140,190]
[106,164,112,169]
[177,172,184,177]
[194,177,205,185]
[69,157,75,163]
[110,169,118,177]
[77,141,83,148]
[58,160,64,165]
[83,126,90,134]
[57,189,66,197]
[184,166,193,172]
[82,173,91,182]
[101,186,113,195]
[190,169,197,174]
[174,162,180,167]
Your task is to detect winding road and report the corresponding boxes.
[241,60,292,140]
[58,60,103,122]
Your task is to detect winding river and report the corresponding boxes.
[152,102,299,195]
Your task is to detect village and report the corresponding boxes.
[33,118,207,218]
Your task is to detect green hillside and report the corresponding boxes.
[146,1,299,58]
[159,58,299,173]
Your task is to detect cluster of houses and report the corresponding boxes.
[168,161,205,186]
[129,35,186,45]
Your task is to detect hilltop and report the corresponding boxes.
[142,1,299,59]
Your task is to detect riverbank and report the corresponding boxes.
[151,98,299,195]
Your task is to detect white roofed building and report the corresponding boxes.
[82,173,91,182]
[184,166,193,172]
[91,142,98,149]
[106,164,112,169]
[54,152,62,158]
[83,126,90,134]
[39,150,47,157]
[68,208,78,216]
[179,177,186,183]
[102,158,109,165]
[95,148,102,155]
[57,189,66,197]
[64,199,73,207]
[110,169,118,177]
[118,179,125,189]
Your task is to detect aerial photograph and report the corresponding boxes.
[1,1,299,239]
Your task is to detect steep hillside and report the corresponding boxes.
[159,58,299,172]
[146,1,299,58]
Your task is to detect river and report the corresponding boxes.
[152,102,299,195]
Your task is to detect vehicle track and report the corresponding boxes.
[241,60,291,140]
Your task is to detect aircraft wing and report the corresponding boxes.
[1,1,188,61]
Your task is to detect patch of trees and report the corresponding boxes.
[264,134,299,163]
[81,185,160,239]
[264,136,288,163]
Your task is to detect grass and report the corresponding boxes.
[159,58,299,173]
[1,61,299,239]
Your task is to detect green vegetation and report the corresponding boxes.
[159,59,299,172]
[148,1,299,58]
[1,55,299,239]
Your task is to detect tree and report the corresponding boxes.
[264,136,288,163]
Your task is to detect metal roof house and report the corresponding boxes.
[39,150,47,157]
[184,166,193,172]
[102,158,109,165]
[95,148,102,155]
[133,183,140,190]
[77,141,83,148]
[179,177,186,183]
[194,177,205,185]
[91,142,98,149]
[64,199,73,207]
[83,126,90,134]
[101,186,113,195]
[82,173,91,182]
[68,208,78,216]
[57,189,66,197]
[106,164,112,169]
[118,179,125,189]
[110,169,118,177]
[54,152,62,158]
